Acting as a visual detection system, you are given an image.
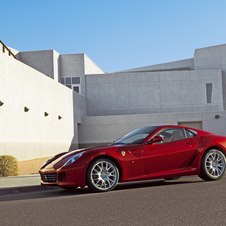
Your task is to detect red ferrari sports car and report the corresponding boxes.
[39,125,226,192]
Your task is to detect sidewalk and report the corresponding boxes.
[0,174,61,195]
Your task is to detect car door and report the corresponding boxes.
[143,127,197,175]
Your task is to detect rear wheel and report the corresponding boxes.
[199,149,226,181]
[87,158,119,192]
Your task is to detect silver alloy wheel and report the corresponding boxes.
[204,150,226,178]
[90,160,117,191]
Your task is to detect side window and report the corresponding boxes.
[185,129,197,138]
[156,128,186,143]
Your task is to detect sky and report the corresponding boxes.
[1,0,226,72]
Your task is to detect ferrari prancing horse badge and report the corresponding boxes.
[121,151,125,156]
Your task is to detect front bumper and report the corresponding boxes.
[39,167,86,188]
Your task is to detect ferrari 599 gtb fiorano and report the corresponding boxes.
[39,125,226,192]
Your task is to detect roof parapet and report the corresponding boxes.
[0,40,18,60]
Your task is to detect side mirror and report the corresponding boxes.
[147,136,163,144]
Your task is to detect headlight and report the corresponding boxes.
[64,152,84,166]
[41,156,55,168]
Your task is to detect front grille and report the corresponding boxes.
[42,173,57,182]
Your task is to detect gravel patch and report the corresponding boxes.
[18,157,50,175]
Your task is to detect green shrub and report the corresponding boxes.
[0,155,18,177]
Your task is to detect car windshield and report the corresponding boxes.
[113,126,159,144]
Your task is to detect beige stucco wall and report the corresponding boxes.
[0,52,86,161]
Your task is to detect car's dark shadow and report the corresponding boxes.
[115,177,203,190]
[0,176,206,202]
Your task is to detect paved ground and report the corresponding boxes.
[0,174,61,195]
[0,174,40,188]
[0,176,226,225]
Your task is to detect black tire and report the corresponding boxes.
[164,177,181,180]
[199,149,226,181]
[86,158,119,192]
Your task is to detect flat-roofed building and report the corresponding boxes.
[1,40,226,160]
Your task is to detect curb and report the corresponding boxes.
[0,185,62,196]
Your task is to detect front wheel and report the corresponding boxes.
[86,158,119,192]
[199,149,226,181]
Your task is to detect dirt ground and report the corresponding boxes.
[18,157,50,175]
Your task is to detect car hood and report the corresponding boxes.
[44,143,144,170]
[44,144,121,170]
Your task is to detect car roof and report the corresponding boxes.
[155,125,212,135]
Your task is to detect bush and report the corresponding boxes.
[0,155,18,177]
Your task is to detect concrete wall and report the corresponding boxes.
[86,70,223,116]
[17,50,55,79]
[60,54,104,96]
[18,52,104,97]
[84,55,104,74]
[60,54,85,96]
[0,52,86,161]
[53,50,60,82]
[194,44,226,110]
[119,58,194,72]
[79,111,226,147]
[2,42,226,159]
[60,54,85,78]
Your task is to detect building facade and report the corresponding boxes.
[1,40,226,160]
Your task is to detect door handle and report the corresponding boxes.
[187,141,193,145]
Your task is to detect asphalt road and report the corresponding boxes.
[0,176,226,226]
